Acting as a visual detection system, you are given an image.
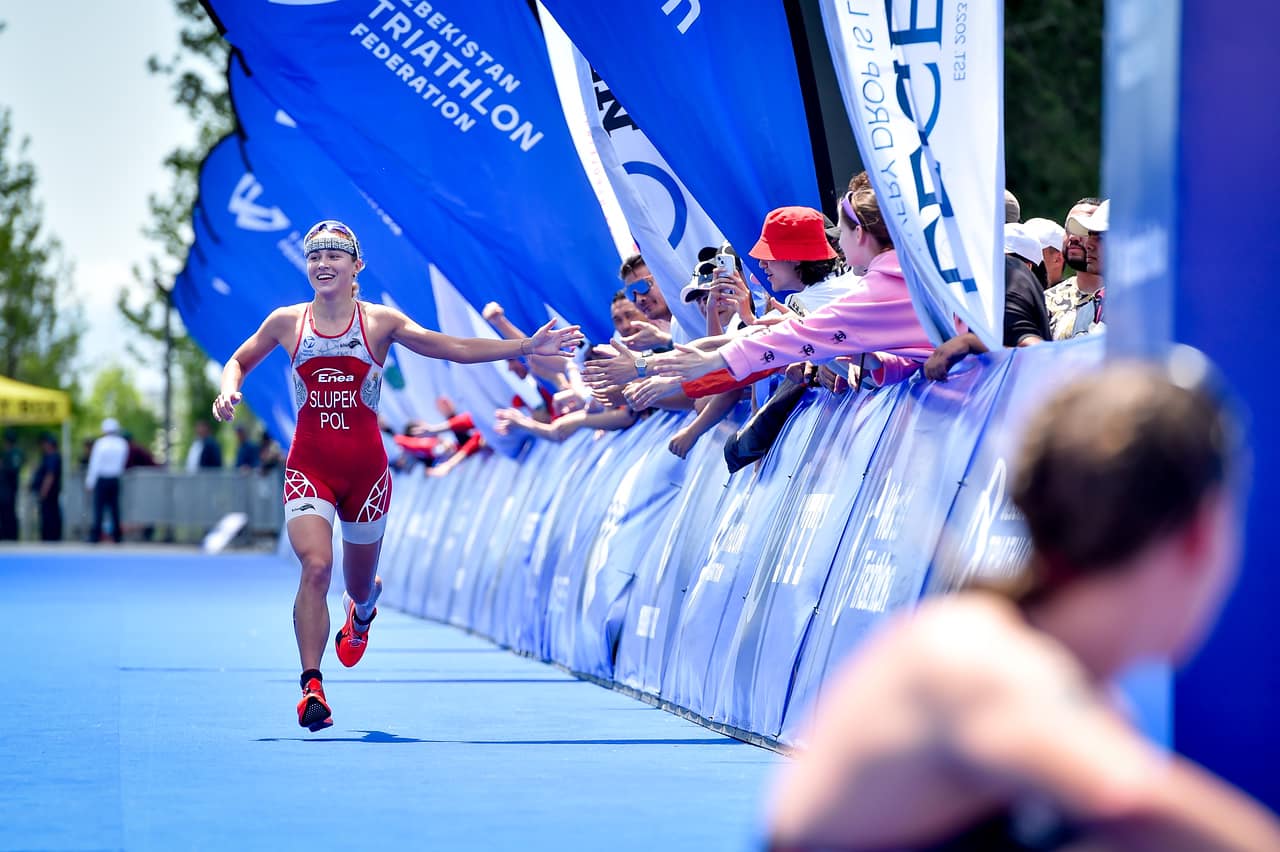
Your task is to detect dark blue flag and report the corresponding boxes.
[204,0,621,343]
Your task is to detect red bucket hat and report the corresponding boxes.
[748,206,838,262]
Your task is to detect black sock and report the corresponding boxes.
[301,669,323,689]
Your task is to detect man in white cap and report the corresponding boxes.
[1023,217,1068,288]
[85,417,129,543]
[1045,199,1108,339]
[923,224,1052,379]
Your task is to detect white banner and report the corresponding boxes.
[539,4,723,341]
[821,0,1004,348]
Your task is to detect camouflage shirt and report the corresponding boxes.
[1045,277,1105,340]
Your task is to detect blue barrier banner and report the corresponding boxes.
[543,411,675,670]
[420,453,506,622]
[926,338,1103,594]
[782,362,1010,746]
[558,411,691,678]
[205,0,620,343]
[455,447,544,635]
[662,391,831,720]
[613,408,746,697]
[711,386,900,737]
[508,429,613,655]
[541,0,821,282]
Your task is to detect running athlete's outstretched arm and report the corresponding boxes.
[213,308,297,422]
[386,309,584,364]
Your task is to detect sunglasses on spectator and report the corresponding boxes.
[625,276,656,301]
[841,191,863,229]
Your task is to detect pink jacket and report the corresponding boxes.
[721,251,934,380]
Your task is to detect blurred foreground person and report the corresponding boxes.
[212,219,581,732]
[769,347,1279,851]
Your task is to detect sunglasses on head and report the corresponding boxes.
[306,220,356,240]
[841,191,863,229]
[625,276,655,301]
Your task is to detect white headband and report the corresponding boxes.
[303,234,359,258]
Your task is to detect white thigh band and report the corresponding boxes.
[284,496,336,526]
[341,515,387,545]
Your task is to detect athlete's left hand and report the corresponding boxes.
[529,319,585,357]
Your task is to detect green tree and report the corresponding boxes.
[115,0,258,460]
[82,365,161,452]
[1004,0,1105,222]
[0,107,83,390]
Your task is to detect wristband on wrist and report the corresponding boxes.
[520,338,531,356]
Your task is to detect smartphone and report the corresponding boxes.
[715,253,735,277]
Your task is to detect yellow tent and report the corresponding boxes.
[0,375,71,425]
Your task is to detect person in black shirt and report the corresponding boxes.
[0,429,22,540]
[29,433,61,541]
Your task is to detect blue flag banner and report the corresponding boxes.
[821,0,1005,348]
[205,0,620,343]
[229,55,440,332]
[538,9,719,339]
[782,363,1011,746]
[541,0,822,281]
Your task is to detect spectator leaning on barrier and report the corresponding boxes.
[769,348,1280,851]
[922,224,1054,381]
[85,418,129,544]
[1047,198,1107,340]
[635,172,935,387]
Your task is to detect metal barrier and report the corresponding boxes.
[17,469,285,545]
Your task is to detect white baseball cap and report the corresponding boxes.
[101,418,120,434]
[1066,199,1110,236]
[1003,223,1042,265]
[1023,217,1066,254]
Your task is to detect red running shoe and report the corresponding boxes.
[297,677,333,732]
[334,578,381,668]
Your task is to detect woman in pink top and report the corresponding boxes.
[653,172,934,384]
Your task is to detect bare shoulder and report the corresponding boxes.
[904,595,1087,707]
[265,303,306,329]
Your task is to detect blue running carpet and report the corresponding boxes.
[0,548,782,851]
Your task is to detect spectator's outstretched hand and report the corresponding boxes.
[620,320,672,352]
[624,376,682,410]
[481,301,505,322]
[583,339,641,389]
[652,343,720,382]
[668,425,698,459]
[817,365,851,395]
[529,319,584,357]
[923,335,975,381]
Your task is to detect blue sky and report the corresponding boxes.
[0,0,197,394]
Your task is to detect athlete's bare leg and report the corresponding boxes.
[288,515,334,671]
[343,539,383,618]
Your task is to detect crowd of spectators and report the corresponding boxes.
[446,170,1108,474]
